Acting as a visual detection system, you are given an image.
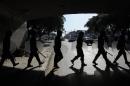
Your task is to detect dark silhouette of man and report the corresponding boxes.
[0,30,19,67]
[27,27,43,67]
[71,31,86,66]
[113,30,130,65]
[92,30,111,66]
[54,30,63,68]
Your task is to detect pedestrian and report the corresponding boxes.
[54,30,63,68]
[92,30,111,66]
[0,30,19,68]
[71,31,87,66]
[27,26,43,67]
[113,30,130,66]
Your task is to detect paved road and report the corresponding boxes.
[0,39,130,86]
[0,40,53,70]
[0,40,53,86]
[46,40,130,76]
[45,40,130,86]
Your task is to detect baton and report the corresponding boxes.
[37,50,46,58]
[106,51,113,56]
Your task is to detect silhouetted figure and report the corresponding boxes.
[92,31,111,66]
[54,30,63,68]
[27,27,43,67]
[113,30,130,66]
[0,30,19,67]
[71,31,86,66]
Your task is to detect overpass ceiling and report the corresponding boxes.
[0,0,130,20]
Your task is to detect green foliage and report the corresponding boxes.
[85,14,130,33]
[27,16,65,33]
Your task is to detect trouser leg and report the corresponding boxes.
[34,52,42,65]
[9,54,16,66]
[122,50,129,64]
[93,50,101,63]
[27,53,33,66]
[113,50,122,63]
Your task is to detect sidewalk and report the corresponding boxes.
[1,40,54,71]
[0,40,54,86]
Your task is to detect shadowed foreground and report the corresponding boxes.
[1,65,130,86]
[0,66,45,86]
[46,65,130,86]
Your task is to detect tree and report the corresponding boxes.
[26,15,65,41]
[27,15,65,33]
[85,14,130,34]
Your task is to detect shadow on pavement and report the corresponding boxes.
[46,65,130,86]
[0,66,45,86]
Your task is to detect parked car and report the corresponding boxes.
[68,37,76,42]
[83,37,94,46]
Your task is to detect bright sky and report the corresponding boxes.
[63,14,97,34]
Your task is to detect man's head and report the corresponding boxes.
[57,30,62,37]
[30,29,36,37]
[78,31,84,38]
